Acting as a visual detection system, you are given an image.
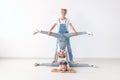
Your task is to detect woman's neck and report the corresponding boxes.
[61,16,66,20]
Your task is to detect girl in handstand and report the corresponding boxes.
[34,49,69,67]
[34,48,95,67]
[33,30,93,61]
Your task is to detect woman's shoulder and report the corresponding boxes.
[57,17,70,20]
[66,17,70,19]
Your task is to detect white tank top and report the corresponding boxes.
[57,50,67,62]
[58,57,67,62]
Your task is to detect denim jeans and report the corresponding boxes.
[39,62,91,67]
[40,30,88,61]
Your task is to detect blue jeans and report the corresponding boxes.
[39,62,91,67]
[39,30,88,61]
[54,38,73,61]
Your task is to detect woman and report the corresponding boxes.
[48,8,78,62]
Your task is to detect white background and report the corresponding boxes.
[0,0,120,58]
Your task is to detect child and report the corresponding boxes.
[51,60,76,73]
[33,30,93,63]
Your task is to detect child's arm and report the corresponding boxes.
[55,52,59,62]
[67,68,76,73]
[51,69,76,73]
[51,69,58,72]
[65,52,68,62]
[51,68,62,72]
[48,23,57,35]
[59,69,76,73]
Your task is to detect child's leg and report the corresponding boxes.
[67,38,73,61]
[40,30,60,38]
[53,40,58,62]
[64,32,88,38]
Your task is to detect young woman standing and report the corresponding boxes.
[48,8,78,62]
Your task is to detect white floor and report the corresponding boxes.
[0,58,120,80]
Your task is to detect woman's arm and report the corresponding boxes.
[69,23,78,36]
[48,23,57,35]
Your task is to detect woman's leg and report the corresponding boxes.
[69,62,92,67]
[53,39,58,61]
[40,62,59,67]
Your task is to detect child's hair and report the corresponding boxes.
[59,55,65,58]
[60,61,67,65]
[60,61,68,71]
[61,8,67,13]
[59,50,66,58]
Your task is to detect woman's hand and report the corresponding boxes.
[74,32,78,36]
[48,31,51,36]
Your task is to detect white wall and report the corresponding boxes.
[0,0,120,58]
